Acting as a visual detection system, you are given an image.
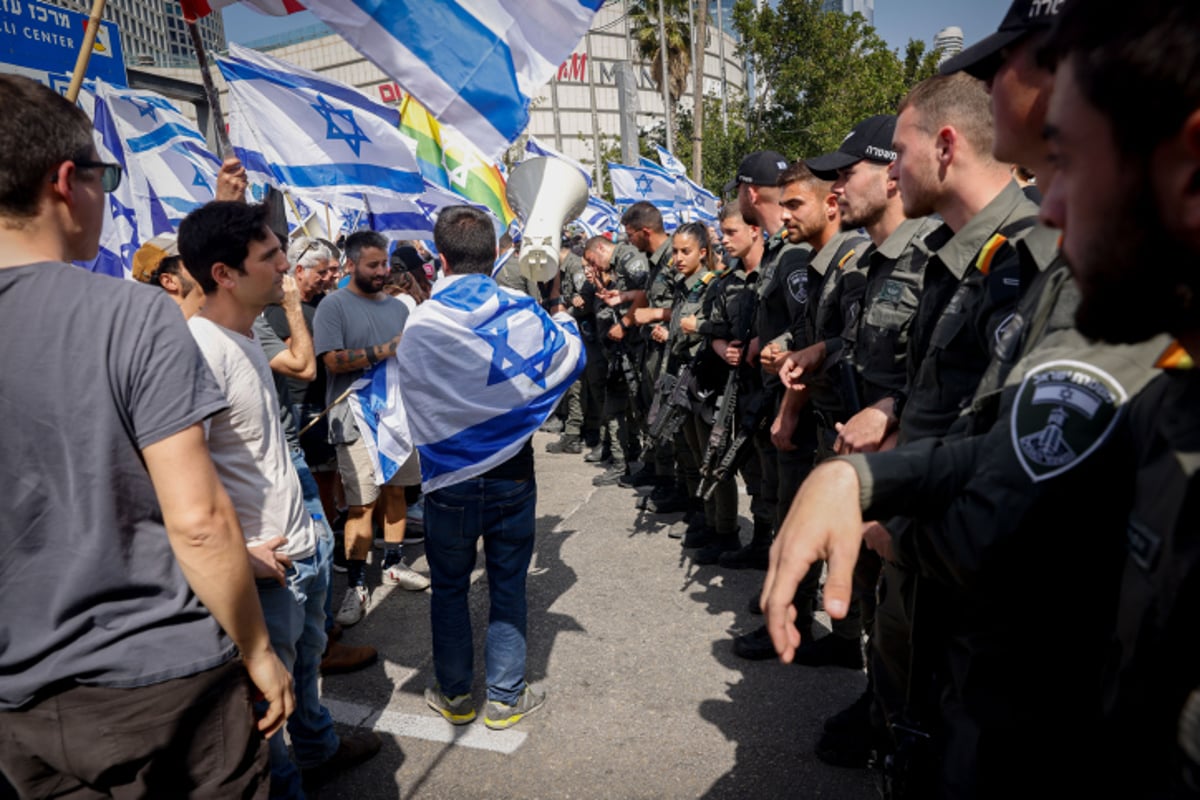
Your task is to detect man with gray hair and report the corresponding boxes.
[314,230,429,627]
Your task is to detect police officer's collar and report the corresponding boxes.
[808,230,866,277]
[683,268,711,290]
[874,216,938,262]
[650,236,673,269]
[928,181,1030,280]
[1014,223,1061,274]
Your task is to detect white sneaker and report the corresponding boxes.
[382,563,430,591]
[335,586,368,627]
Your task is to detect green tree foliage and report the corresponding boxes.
[628,0,693,104]
[731,0,943,160]
[674,94,751,195]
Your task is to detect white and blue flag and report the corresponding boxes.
[681,177,720,224]
[608,162,681,229]
[98,82,220,233]
[217,44,424,209]
[396,274,586,491]
[348,358,414,486]
[77,88,141,279]
[577,195,619,237]
[655,144,687,177]
[299,0,605,157]
[524,135,592,187]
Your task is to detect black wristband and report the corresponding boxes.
[366,347,380,365]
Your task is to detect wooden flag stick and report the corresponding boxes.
[65,0,107,103]
[185,19,232,158]
[283,188,312,238]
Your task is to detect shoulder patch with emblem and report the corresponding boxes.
[1011,359,1128,482]
[786,269,808,305]
[975,233,1008,275]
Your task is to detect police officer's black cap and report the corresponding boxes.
[940,0,1071,80]
[390,244,426,275]
[805,115,898,180]
[723,150,790,194]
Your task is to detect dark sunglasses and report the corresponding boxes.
[73,160,123,192]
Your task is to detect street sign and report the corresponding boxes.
[0,0,126,93]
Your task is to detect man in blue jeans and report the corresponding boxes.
[397,206,584,730]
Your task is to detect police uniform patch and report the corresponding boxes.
[786,269,807,305]
[1011,359,1128,482]
[879,279,904,303]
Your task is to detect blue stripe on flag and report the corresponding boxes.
[218,56,401,127]
[269,161,424,195]
[434,273,501,311]
[355,363,401,482]
[349,0,527,142]
[125,122,206,153]
[370,209,436,236]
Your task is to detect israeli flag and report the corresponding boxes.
[348,357,413,485]
[299,0,604,157]
[524,135,592,187]
[608,162,682,229]
[577,195,619,237]
[655,144,687,177]
[76,89,140,279]
[356,179,501,240]
[98,81,220,233]
[396,273,586,492]
[679,177,720,224]
[217,44,424,208]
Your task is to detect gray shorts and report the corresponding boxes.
[336,436,421,506]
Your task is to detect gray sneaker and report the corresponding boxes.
[484,685,545,730]
[382,563,430,591]
[424,686,476,725]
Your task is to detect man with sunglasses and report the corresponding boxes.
[0,74,291,797]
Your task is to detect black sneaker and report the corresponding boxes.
[545,434,583,454]
[693,534,741,565]
[815,726,873,769]
[302,730,382,787]
[583,444,609,463]
[747,594,762,615]
[646,489,688,514]
[824,690,872,735]
[618,466,659,488]
[791,634,864,670]
[592,465,629,486]
[732,625,778,661]
[718,543,770,570]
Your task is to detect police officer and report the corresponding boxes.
[547,236,596,454]
[583,235,650,485]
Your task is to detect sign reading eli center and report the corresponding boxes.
[0,0,126,93]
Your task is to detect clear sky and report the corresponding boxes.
[223,1,1012,58]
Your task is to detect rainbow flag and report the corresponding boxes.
[399,95,514,228]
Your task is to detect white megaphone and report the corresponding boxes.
[505,157,589,286]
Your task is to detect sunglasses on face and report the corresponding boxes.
[72,160,123,192]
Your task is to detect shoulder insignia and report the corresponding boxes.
[700,271,718,286]
[975,233,1008,275]
[1155,340,1195,370]
[1011,358,1128,482]
[837,249,857,270]
[786,269,807,305]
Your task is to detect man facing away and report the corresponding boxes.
[398,206,584,730]
[0,74,292,798]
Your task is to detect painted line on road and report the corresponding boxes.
[550,485,598,534]
[323,697,527,754]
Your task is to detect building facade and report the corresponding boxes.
[933,26,964,65]
[45,0,224,67]
[821,0,875,27]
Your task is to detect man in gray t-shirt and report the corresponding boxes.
[313,230,429,627]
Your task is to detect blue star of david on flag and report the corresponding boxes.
[192,164,210,188]
[310,94,371,158]
[128,95,176,122]
[478,291,564,388]
[635,174,654,197]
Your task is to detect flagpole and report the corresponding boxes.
[65,0,107,103]
[185,19,232,158]
[324,203,333,241]
[282,188,312,237]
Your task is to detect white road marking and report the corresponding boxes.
[323,697,527,754]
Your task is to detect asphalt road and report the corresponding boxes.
[313,431,877,800]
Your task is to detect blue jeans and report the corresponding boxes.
[291,446,336,634]
[425,478,537,705]
[257,526,339,799]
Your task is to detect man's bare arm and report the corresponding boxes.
[322,334,401,374]
[267,275,315,381]
[141,423,294,736]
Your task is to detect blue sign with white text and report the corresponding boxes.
[0,0,126,92]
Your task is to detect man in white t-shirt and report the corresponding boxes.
[178,201,381,795]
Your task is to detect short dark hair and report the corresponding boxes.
[620,201,665,233]
[583,235,612,255]
[718,199,744,223]
[0,75,94,220]
[433,205,496,275]
[177,201,273,295]
[779,161,831,194]
[898,73,995,160]
[344,230,389,265]
[1044,0,1200,159]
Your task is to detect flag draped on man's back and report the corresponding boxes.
[300,0,606,157]
[396,274,586,492]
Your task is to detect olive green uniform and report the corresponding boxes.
[594,243,650,468]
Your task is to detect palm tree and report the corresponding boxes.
[628,0,692,105]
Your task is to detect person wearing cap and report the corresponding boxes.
[132,233,206,318]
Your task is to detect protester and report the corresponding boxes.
[397,205,584,730]
[0,75,291,798]
[314,230,429,628]
[131,232,206,317]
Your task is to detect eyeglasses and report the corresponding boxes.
[73,160,123,192]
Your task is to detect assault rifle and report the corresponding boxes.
[647,359,697,444]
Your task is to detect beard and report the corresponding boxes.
[353,271,384,295]
[1070,178,1199,344]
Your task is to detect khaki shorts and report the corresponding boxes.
[336,436,421,506]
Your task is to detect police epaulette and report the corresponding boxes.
[1155,341,1196,370]
[700,271,719,285]
[975,233,1008,275]
[837,249,856,270]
